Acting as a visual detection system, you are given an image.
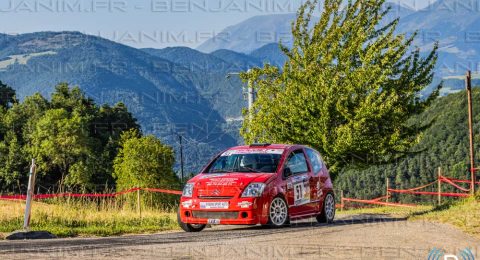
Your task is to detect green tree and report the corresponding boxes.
[114,131,178,190]
[0,81,16,109]
[51,83,96,116]
[92,103,141,187]
[27,108,94,188]
[240,0,439,172]
[0,93,49,190]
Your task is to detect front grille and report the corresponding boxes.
[192,211,239,219]
[198,196,234,200]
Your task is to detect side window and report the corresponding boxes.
[306,148,323,174]
[285,150,308,174]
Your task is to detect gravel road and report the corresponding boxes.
[0,214,478,259]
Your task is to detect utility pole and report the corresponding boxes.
[246,69,255,123]
[178,135,184,182]
[466,70,476,195]
[226,69,256,123]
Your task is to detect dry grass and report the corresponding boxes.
[0,199,178,239]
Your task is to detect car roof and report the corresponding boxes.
[228,144,301,150]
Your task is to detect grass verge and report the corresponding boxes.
[0,199,178,239]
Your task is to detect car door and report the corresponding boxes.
[305,148,325,212]
[283,149,315,216]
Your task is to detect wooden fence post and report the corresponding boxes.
[386,177,390,203]
[437,167,442,205]
[137,188,142,218]
[340,190,344,211]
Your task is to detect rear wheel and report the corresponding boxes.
[317,193,335,224]
[267,197,289,227]
[177,209,206,232]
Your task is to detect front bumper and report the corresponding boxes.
[179,197,269,225]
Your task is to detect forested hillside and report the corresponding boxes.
[335,89,480,203]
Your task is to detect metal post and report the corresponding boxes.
[386,177,389,203]
[178,135,184,182]
[23,159,37,231]
[438,167,442,205]
[247,77,254,123]
[466,70,476,195]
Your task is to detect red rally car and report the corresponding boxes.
[177,143,335,232]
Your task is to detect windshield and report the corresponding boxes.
[206,149,283,174]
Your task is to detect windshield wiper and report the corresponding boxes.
[209,169,237,173]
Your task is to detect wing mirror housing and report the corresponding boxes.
[283,167,292,178]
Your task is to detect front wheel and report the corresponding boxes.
[317,193,335,224]
[267,197,289,227]
[177,209,206,232]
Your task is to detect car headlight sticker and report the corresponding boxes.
[182,183,194,197]
[241,183,266,198]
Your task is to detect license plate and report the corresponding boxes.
[207,219,220,225]
[200,202,229,209]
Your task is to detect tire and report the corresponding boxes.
[177,209,206,232]
[267,196,289,227]
[317,193,335,224]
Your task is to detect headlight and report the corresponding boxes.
[241,183,266,197]
[182,183,194,197]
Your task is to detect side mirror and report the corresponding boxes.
[283,167,292,178]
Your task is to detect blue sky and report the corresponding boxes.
[0,0,437,49]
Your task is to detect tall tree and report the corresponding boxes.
[27,108,94,188]
[113,131,178,191]
[240,0,440,172]
[0,93,48,190]
[0,81,16,109]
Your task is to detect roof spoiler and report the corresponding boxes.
[249,143,271,147]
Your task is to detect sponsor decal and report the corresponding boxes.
[222,149,284,156]
[317,181,323,198]
[293,181,310,206]
[206,177,239,186]
[200,174,225,179]
[237,201,253,208]
[200,201,229,209]
[181,200,193,208]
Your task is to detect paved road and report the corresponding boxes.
[0,214,478,259]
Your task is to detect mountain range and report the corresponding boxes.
[0,0,478,174]
[196,0,479,94]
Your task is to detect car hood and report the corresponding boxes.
[189,173,274,197]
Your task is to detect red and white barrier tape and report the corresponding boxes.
[341,197,417,208]
[441,176,480,185]
[403,181,437,191]
[440,176,471,192]
[387,188,470,197]
[0,187,182,201]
